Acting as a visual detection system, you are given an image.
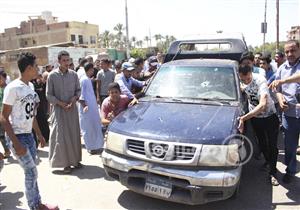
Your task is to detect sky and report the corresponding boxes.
[0,0,299,47]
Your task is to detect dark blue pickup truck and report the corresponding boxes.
[102,35,249,205]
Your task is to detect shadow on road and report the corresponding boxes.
[117,158,274,210]
[0,185,25,210]
[51,164,106,180]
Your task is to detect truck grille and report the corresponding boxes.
[174,145,196,160]
[127,139,145,155]
[127,139,197,161]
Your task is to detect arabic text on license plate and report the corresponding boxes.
[144,178,172,198]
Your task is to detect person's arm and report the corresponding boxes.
[270,73,300,90]
[238,93,268,133]
[131,77,146,88]
[74,73,81,99]
[46,74,68,109]
[78,79,88,112]
[117,79,135,99]
[0,104,26,156]
[276,92,288,111]
[96,72,102,104]
[101,117,111,126]
[282,72,300,83]
[128,97,138,107]
[100,99,113,126]
[32,117,46,148]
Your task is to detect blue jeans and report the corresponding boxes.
[8,133,41,210]
[282,115,300,175]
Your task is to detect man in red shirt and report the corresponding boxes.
[101,82,137,126]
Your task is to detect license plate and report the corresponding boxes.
[144,177,172,198]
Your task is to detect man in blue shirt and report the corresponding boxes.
[116,62,145,100]
[274,40,300,183]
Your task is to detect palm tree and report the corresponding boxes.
[100,30,111,48]
[131,36,136,48]
[154,34,164,43]
[136,40,143,48]
[169,35,176,43]
[144,36,150,47]
[113,23,124,36]
[113,23,125,49]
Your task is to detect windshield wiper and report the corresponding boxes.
[153,96,184,102]
[199,98,231,105]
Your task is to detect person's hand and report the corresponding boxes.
[13,142,26,157]
[37,134,46,148]
[58,101,68,111]
[97,97,101,105]
[107,112,115,121]
[128,98,138,107]
[269,79,283,91]
[68,97,78,108]
[240,83,247,92]
[66,102,73,110]
[237,116,245,133]
[83,106,89,113]
[278,96,289,111]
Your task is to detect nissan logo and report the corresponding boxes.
[152,144,165,157]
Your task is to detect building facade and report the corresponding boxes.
[287,26,300,41]
[0,12,99,50]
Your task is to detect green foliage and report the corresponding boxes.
[130,48,147,59]
[252,42,285,57]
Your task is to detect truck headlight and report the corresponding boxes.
[105,131,125,154]
[198,144,239,167]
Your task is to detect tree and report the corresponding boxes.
[131,36,137,48]
[154,34,164,43]
[253,41,285,57]
[113,23,125,49]
[130,48,147,59]
[144,36,150,47]
[136,40,143,48]
[169,35,176,44]
[155,35,177,53]
[99,30,111,48]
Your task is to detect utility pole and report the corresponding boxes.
[276,0,279,50]
[263,0,267,53]
[125,0,130,59]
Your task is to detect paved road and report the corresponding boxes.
[0,140,299,210]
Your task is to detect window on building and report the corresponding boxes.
[78,35,83,44]
[90,36,96,44]
[71,34,76,42]
[24,40,28,45]
[33,40,36,45]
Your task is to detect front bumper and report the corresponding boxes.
[102,150,242,205]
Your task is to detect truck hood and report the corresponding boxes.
[109,101,240,144]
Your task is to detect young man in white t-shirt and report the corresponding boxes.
[0,52,58,210]
[238,65,280,186]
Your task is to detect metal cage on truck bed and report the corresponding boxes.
[164,37,249,63]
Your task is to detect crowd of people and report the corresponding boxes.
[0,50,160,210]
[238,40,300,186]
[0,39,299,209]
